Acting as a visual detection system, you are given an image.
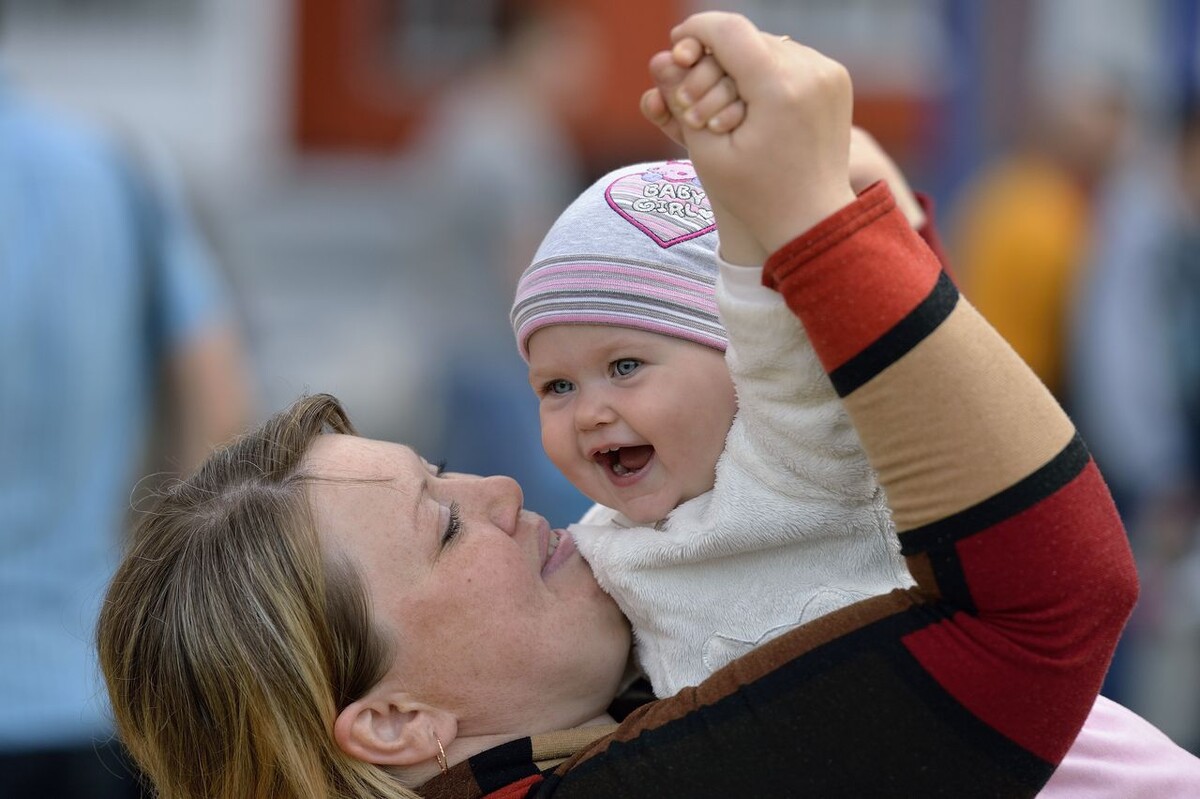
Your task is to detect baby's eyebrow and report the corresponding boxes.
[526,367,557,384]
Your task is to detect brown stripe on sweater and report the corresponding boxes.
[562,588,921,772]
[842,300,1075,532]
[905,552,941,601]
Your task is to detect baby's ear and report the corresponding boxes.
[333,690,456,767]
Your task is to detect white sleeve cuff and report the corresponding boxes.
[717,251,780,306]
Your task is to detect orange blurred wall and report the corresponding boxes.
[292,0,687,165]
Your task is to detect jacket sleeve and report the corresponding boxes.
[539,183,1137,799]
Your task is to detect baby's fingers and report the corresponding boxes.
[705,99,746,134]
[640,86,672,127]
[647,47,745,138]
[680,75,741,130]
[640,87,686,148]
[670,36,705,68]
[672,55,731,114]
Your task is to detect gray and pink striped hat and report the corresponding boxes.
[511,160,727,360]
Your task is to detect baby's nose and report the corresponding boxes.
[574,390,615,430]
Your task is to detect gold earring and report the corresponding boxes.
[434,732,449,776]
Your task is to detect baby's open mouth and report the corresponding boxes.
[595,445,655,476]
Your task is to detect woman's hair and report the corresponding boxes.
[97,394,419,799]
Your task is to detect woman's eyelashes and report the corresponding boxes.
[427,461,462,547]
[441,501,463,545]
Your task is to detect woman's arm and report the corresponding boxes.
[764,179,1136,765]
[686,6,1137,773]
[535,14,1137,798]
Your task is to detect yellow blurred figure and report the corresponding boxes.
[955,156,1091,398]
[953,77,1130,403]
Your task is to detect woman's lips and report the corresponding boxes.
[541,530,577,578]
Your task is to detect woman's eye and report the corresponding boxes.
[543,379,575,396]
[441,501,463,546]
[612,358,641,377]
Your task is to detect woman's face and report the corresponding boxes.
[304,435,631,736]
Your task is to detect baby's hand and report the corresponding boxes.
[641,37,764,266]
[649,52,918,235]
[849,127,926,229]
[640,37,747,148]
[657,13,857,254]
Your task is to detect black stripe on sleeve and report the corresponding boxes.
[922,544,976,615]
[829,270,959,397]
[469,737,540,794]
[899,433,1090,557]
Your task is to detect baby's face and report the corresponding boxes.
[527,324,736,525]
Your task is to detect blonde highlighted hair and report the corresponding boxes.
[97,394,419,799]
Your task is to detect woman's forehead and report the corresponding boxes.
[303,436,430,557]
[305,434,426,480]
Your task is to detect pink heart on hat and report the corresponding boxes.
[604,161,716,248]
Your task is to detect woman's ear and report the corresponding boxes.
[333,691,457,767]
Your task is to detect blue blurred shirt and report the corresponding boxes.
[0,81,227,749]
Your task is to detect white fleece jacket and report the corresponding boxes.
[569,258,913,698]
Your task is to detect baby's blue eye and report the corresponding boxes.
[545,379,575,395]
[612,358,641,377]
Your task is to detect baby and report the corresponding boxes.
[511,153,913,696]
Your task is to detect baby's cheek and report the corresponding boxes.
[685,431,726,493]
[545,442,579,481]
[540,418,570,463]
[691,463,720,496]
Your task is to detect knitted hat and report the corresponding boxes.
[511,159,727,360]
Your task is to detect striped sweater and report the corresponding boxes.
[419,182,1139,799]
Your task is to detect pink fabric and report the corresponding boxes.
[1041,695,1200,797]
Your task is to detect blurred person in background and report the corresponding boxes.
[1071,96,1200,753]
[0,56,253,799]
[411,0,602,291]
[409,0,604,527]
[951,72,1132,410]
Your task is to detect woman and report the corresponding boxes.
[97,13,1138,799]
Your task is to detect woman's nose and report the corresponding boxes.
[475,474,524,535]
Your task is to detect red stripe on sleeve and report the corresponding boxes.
[901,461,1137,763]
[915,192,953,278]
[764,181,943,373]
[482,774,542,799]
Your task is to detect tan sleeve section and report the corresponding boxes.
[843,299,1076,532]
[532,724,620,770]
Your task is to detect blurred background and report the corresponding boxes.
[2,0,1199,794]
